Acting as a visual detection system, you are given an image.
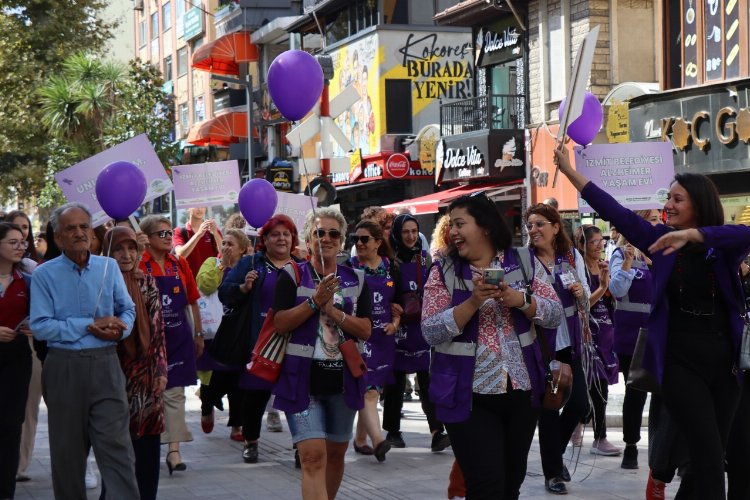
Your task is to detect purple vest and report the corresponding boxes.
[350,257,396,387]
[394,250,431,372]
[428,251,547,423]
[611,248,652,356]
[534,250,584,358]
[587,274,619,384]
[272,262,367,413]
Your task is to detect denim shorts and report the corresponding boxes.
[285,393,356,444]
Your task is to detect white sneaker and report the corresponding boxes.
[590,438,622,456]
[85,458,98,489]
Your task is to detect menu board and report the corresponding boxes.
[703,0,723,81]
[723,0,740,78]
[683,0,699,85]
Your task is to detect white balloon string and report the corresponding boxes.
[297,127,325,272]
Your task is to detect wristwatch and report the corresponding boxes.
[517,292,533,311]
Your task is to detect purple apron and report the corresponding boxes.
[587,274,619,385]
[394,251,430,372]
[351,257,396,387]
[146,261,197,389]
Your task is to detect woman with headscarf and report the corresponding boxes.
[382,214,450,452]
[100,226,167,500]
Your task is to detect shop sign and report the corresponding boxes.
[386,153,410,178]
[475,17,524,67]
[438,131,525,184]
[477,27,521,55]
[606,102,629,143]
[183,8,203,41]
[267,163,294,193]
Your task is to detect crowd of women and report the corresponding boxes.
[3,141,750,500]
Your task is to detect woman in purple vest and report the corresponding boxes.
[219,215,303,464]
[608,210,659,471]
[574,225,620,456]
[555,149,750,499]
[422,193,563,499]
[348,219,401,461]
[383,214,450,451]
[272,207,372,499]
[524,203,591,495]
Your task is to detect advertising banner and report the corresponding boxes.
[574,142,675,213]
[172,160,241,209]
[54,134,172,227]
[274,191,318,237]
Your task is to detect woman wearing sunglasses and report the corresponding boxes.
[523,203,590,495]
[422,194,562,498]
[347,219,401,462]
[0,222,33,500]
[272,208,372,499]
[383,214,450,452]
[555,149,750,499]
[219,215,303,464]
[139,215,204,475]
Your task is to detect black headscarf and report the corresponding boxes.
[389,213,422,263]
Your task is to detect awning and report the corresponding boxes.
[186,112,247,146]
[192,32,259,75]
[383,181,522,215]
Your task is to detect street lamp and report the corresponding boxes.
[210,73,254,179]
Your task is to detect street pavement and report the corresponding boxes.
[16,381,673,499]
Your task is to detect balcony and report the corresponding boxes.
[440,94,526,137]
[215,1,302,38]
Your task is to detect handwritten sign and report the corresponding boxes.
[172,160,241,209]
[574,142,674,213]
[54,134,172,227]
[274,191,318,238]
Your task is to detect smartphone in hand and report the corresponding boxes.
[483,268,505,286]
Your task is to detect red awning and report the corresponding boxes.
[186,112,248,146]
[383,181,522,215]
[192,32,259,75]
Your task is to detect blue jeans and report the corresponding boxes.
[286,394,356,444]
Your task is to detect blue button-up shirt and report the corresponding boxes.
[30,253,135,350]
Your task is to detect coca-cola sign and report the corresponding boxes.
[386,153,410,178]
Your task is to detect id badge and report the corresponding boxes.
[560,271,576,288]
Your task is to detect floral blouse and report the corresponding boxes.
[422,252,563,394]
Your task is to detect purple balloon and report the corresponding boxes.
[95,161,147,220]
[239,179,278,228]
[558,92,603,145]
[268,50,324,121]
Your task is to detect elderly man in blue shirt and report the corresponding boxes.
[30,202,139,499]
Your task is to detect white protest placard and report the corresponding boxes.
[172,161,241,209]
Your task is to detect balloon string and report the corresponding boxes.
[93,230,115,319]
[297,126,325,272]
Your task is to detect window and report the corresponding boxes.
[163,55,173,82]
[139,20,147,48]
[324,0,379,45]
[150,11,159,39]
[162,1,171,31]
[547,7,565,101]
[385,79,412,133]
[175,0,185,37]
[177,46,188,76]
[193,95,205,122]
[178,102,189,136]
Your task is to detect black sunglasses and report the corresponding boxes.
[313,228,342,240]
[149,230,173,239]
[351,235,372,245]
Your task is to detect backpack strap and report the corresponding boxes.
[514,247,534,294]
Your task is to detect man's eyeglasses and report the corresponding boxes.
[149,230,173,239]
[524,221,553,231]
[0,240,29,249]
[313,229,342,240]
[351,235,371,245]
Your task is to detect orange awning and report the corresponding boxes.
[186,112,248,146]
[192,32,259,75]
[383,182,522,215]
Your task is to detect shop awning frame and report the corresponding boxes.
[186,112,248,147]
[383,181,523,215]
[192,32,259,75]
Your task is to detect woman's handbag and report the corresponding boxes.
[208,294,253,367]
[400,257,423,322]
[247,309,290,383]
[514,248,573,410]
[626,328,661,393]
[339,339,367,378]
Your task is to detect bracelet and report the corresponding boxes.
[339,310,346,325]
[195,331,205,338]
[306,297,319,312]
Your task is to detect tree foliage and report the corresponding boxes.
[0,0,116,203]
